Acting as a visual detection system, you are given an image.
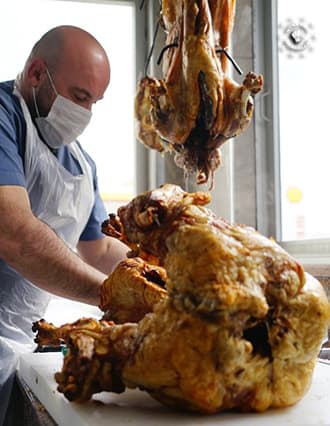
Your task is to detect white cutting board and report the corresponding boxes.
[18,352,330,426]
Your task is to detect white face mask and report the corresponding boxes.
[33,68,92,149]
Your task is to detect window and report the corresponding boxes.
[1,0,140,212]
[278,0,330,241]
[253,0,330,263]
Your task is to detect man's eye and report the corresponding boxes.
[75,95,88,102]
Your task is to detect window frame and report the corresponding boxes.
[253,0,330,264]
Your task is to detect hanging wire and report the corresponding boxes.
[141,2,242,77]
[216,48,243,75]
[144,16,161,76]
[140,0,162,11]
[139,0,163,76]
[156,42,179,65]
[156,44,242,76]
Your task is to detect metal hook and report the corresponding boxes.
[156,42,179,65]
[216,48,243,75]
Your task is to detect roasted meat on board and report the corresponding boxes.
[100,257,167,323]
[34,184,330,414]
[135,0,263,187]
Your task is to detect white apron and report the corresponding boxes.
[0,85,94,424]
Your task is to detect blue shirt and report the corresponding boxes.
[0,80,107,241]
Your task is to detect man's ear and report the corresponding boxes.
[26,58,47,88]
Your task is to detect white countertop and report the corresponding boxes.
[18,352,330,426]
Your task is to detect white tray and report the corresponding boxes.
[18,352,330,426]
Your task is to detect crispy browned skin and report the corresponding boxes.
[135,0,263,187]
[33,317,137,402]
[102,213,161,265]
[34,185,330,413]
[106,184,212,263]
[100,257,167,323]
[32,317,115,350]
[208,0,236,71]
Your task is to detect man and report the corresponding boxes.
[0,25,128,423]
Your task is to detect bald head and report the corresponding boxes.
[29,26,110,77]
[20,25,111,116]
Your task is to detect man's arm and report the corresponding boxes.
[0,185,107,306]
[77,237,128,276]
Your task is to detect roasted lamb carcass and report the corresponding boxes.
[34,184,330,413]
[135,0,263,187]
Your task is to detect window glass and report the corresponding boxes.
[278,0,330,240]
[1,0,136,212]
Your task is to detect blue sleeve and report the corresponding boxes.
[78,148,108,241]
[0,81,108,242]
[0,82,26,187]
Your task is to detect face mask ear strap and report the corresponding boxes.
[32,87,41,118]
[45,67,58,96]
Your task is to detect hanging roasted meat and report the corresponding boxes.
[34,184,330,413]
[135,0,263,187]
